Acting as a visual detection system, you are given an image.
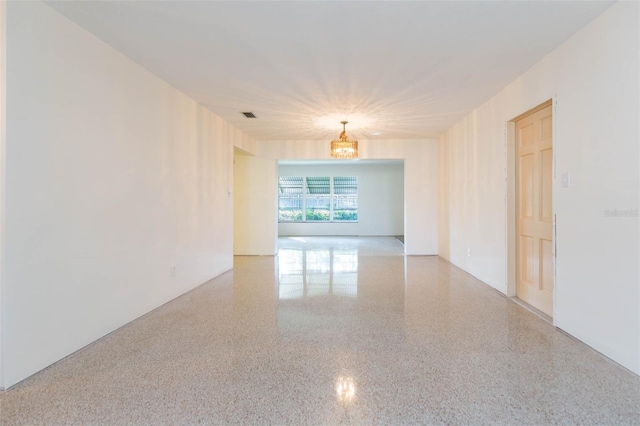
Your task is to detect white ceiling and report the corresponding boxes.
[46,1,613,141]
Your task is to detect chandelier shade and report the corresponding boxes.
[330,121,358,159]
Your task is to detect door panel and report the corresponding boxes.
[541,115,553,140]
[521,154,535,219]
[540,239,553,292]
[520,123,535,146]
[516,102,553,316]
[520,236,535,283]
[541,148,553,222]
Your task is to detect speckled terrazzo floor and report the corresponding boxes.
[1,236,639,425]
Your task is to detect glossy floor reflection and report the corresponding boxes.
[2,237,639,425]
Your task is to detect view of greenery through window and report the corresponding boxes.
[278,177,358,222]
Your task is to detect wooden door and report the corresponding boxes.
[516,102,553,316]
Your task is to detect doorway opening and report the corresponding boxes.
[277,160,405,247]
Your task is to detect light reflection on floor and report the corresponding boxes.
[278,248,358,299]
[276,235,405,300]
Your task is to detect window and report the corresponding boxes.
[278,177,304,221]
[333,177,358,221]
[305,177,331,221]
[278,176,358,222]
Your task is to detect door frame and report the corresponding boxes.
[506,97,557,323]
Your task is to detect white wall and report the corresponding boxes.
[278,162,404,237]
[438,2,639,374]
[234,153,278,255]
[259,139,438,255]
[1,1,254,388]
[0,0,6,389]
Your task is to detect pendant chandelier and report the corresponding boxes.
[330,121,358,159]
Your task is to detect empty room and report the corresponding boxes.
[1,1,639,424]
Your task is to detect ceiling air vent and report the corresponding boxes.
[241,112,257,118]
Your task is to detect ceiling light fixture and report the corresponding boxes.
[330,121,358,159]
